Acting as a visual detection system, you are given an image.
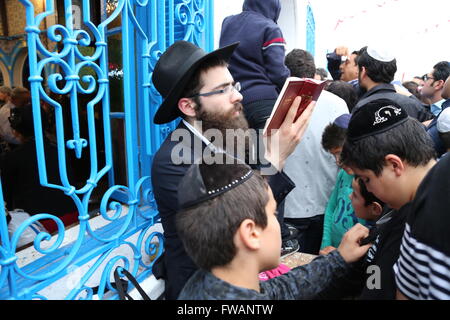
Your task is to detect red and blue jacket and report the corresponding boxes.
[219,0,290,106]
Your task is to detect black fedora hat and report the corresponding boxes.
[152,41,239,124]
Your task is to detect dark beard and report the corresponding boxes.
[195,102,254,162]
[357,73,367,92]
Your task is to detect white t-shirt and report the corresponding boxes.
[284,90,349,219]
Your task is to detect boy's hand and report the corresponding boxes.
[319,246,336,255]
[337,223,371,263]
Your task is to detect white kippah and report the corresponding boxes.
[437,107,450,133]
[367,46,395,62]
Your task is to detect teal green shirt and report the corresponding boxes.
[321,169,368,249]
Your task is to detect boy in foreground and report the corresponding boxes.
[339,98,450,299]
[176,154,371,300]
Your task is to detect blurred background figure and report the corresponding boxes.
[0,87,31,147]
[402,81,422,100]
[325,80,358,113]
[0,86,12,108]
[0,104,77,233]
[420,61,450,116]
[314,67,329,81]
[326,46,360,95]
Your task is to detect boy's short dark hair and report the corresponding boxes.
[315,67,328,80]
[11,87,30,108]
[176,161,269,270]
[322,123,347,151]
[9,104,49,138]
[341,118,436,176]
[285,49,316,78]
[432,61,450,82]
[439,132,450,151]
[356,46,397,84]
[357,178,384,207]
[326,80,358,112]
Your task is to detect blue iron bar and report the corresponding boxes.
[105,27,122,36]
[110,112,125,119]
[121,5,139,198]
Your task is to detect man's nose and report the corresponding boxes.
[231,89,243,103]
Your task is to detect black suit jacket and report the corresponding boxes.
[353,83,434,122]
[151,121,295,299]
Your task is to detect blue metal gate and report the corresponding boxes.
[306,4,315,57]
[0,0,213,300]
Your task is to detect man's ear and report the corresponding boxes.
[359,66,366,79]
[369,202,383,219]
[434,79,445,91]
[178,97,197,118]
[236,219,261,251]
[385,154,405,177]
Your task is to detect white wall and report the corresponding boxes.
[277,0,308,54]
[312,0,450,81]
[213,0,244,48]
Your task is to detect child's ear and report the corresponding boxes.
[369,202,383,219]
[237,219,262,251]
[385,154,405,177]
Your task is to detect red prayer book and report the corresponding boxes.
[263,77,327,136]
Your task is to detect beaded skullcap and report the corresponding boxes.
[178,153,254,210]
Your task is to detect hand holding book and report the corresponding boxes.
[263,77,326,136]
[263,95,316,172]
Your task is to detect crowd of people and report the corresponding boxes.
[150,0,450,300]
[0,87,92,238]
[1,0,449,300]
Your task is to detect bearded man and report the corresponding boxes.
[151,41,315,299]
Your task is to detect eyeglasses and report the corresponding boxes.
[423,75,435,82]
[190,82,241,98]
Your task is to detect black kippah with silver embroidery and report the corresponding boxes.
[347,98,409,142]
[178,153,254,209]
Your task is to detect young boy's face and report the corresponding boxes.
[351,165,402,210]
[330,146,353,174]
[350,178,376,221]
[329,147,343,167]
[259,187,282,271]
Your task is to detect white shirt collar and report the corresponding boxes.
[182,119,218,152]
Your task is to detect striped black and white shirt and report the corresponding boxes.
[394,155,450,300]
[394,223,450,299]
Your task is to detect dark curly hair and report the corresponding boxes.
[8,104,49,138]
